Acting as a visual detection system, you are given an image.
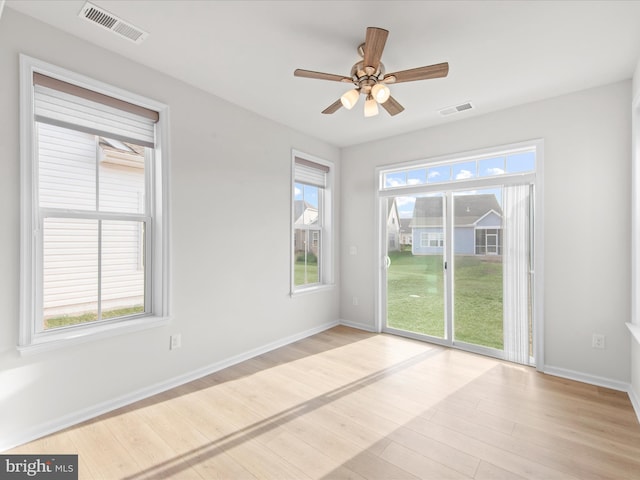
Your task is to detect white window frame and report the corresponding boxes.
[19,55,171,355]
[291,150,334,295]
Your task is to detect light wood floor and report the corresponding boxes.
[8,326,640,479]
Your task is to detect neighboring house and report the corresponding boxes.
[293,200,319,256]
[411,194,503,255]
[387,200,401,252]
[399,218,412,246]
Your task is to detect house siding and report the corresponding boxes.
[454,227,475,254]
[476,211,502,228]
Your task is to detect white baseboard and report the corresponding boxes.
[629,386,640,424]
[543,365,630,392]
[338,319,378,333]
[0,320,339,452]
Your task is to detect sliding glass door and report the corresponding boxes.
[379,144,537,365]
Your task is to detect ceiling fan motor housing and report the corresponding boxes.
[350,61,385,95]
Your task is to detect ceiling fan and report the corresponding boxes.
[294,27,449,117]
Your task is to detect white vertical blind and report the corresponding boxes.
[502,183,532,364]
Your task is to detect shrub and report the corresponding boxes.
[296,251,317,264]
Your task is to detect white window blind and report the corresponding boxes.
[295,157,329,187]
[33,73,158,148]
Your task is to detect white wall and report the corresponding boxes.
[0,9,340,449]
[341,80,631,385]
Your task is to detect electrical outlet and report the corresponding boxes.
[592,334,605,349]
[170,334,181,350]
[352,296,359,306]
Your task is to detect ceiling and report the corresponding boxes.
[5,0,640,148]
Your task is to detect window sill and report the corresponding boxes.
[18,315,171,356]
[290,283,335,298]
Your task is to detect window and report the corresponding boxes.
[292,152,333,293]
[19,56,170,353]
[382,148,536,190]
[420,232,444,248]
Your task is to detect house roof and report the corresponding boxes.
[98,137,145,169]
[293,200,318,225]
[400,218,412,233]
[387,199,400,223]
[411,194,502,227]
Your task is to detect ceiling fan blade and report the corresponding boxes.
[363,27,389,72]
[385,62,449,84]
[294,69,352,83]
[321,98,343,114]
[381,96,405,116]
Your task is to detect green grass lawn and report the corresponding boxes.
[387,251,446,338]
[45,305,144,329]
[387,250,503,349]
[294,260,318,286]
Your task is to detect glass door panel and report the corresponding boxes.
[452,189,504,350]
[385,195,446,339]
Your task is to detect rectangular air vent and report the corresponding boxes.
[439,101,474,117]
[79,2,148,44]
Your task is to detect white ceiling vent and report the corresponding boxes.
[78,2,148,44]
[439,101,474,117]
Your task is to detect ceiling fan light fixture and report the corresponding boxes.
[364,95,379,117]
[371,83,390,104]
[340,89,360,110]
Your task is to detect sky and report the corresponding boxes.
[294,183,319,208]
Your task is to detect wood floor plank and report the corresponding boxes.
[65,421,143,479]
[128,400,255,479]
[511,422,640,477]
[475,389,640,445]
[265,430,365,480]
[474,461,528,480]
[223,437,312,480]
[404,413,583,479]
[428,408,626,480]
[386,425,480,478]
[379,441,471,479]
[5,327,640,480]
